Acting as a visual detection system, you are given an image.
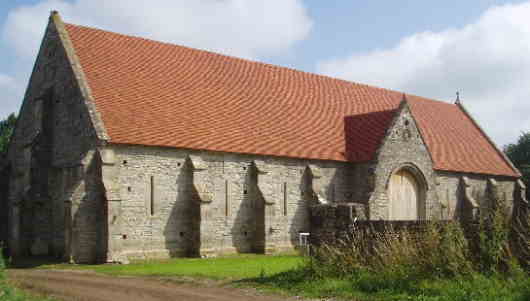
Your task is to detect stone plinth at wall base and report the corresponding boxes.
[120,248,188,261]
[106,246,300,261]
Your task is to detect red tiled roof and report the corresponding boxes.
[64,23,519,177]
[408,97,518,176]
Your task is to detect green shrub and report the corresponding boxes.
[310,221,478,281]
[305,204,529,300]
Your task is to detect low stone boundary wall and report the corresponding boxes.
[310,203,448,246]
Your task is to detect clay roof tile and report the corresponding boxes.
[64,23,519,177]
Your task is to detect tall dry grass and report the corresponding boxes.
[309,202,529,280]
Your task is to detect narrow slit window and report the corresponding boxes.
[283,182,288,216]
[225,180,230,217]
[150,175,155,216]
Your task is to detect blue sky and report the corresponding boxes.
[273,0,528,71]
[0,0,529,146]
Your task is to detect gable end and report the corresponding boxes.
[50,11,109,142]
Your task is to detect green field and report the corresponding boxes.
[41,254,304,280]
[32,254,530,301]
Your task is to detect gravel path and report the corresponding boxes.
[8,269,296,301]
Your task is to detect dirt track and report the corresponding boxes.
[8,269,296,301]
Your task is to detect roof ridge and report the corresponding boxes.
[64,22,454,107]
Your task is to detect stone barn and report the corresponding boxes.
[0,12,526,263]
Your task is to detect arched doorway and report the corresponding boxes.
[388,169,424,220]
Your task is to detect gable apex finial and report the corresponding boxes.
[49,10,62,23]
[455,91,461,104]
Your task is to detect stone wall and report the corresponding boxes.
[434,171,516,220]
[370,100,439,220]
[5,14,521,264]
[311,172,520,247]
[310,203,441,246]
[111,144,359,259]
[6,16,101,262]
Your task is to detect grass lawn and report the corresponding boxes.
[18,254,530,301]
[39,254,304,280]
[244,267,530,301]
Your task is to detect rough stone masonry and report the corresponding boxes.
[0,12,526,263]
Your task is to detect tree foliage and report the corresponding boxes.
[504,131,530,197]
[0,113,16,156]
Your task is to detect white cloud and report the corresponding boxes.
[0,0,312,120]
[0,73,23,118]
[317,2,530,147]
[3,0,313,60]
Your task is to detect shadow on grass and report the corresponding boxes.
[232,266,339,299]
[233,266,530,301]
[234,266,311,287]
[7,256,64,269]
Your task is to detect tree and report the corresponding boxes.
[504,131,530,198]
[0,113,16,156]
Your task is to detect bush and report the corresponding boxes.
[310,221,477,280]
[308,200,530,292]
[244,202,529,300]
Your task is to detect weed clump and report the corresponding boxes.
[0,248,56,301]
[301,201,530,300]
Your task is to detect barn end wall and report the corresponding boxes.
[6,16,102,262]
[370,101,439,220]
[111,144,365,259]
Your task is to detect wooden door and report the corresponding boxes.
[389,170,419,220]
